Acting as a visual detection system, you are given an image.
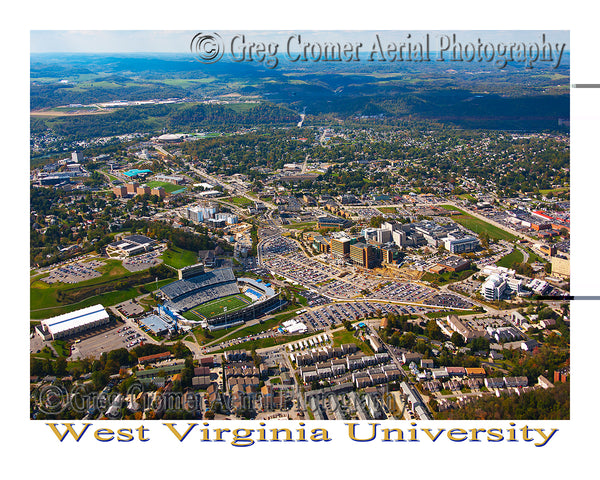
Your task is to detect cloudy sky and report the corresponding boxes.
[31,30,569,53]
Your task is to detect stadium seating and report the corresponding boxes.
[160,268,241,312]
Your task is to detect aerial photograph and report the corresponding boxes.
[29,30,571,422]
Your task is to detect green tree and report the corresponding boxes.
[451,332,465,347]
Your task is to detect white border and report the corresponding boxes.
[7,1,599,477]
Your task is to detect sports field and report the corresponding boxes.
[440,205,517,241]
[145,181,184,193]
[190,294,252,319]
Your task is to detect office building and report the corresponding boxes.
[126,182,139,195]
[112,185,128,197]
[443,233,479,254]
[331,236,352,258]
[349,242,378,269]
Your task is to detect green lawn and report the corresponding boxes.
[425,308,480,319]
[145,181,183,193]
[525,248,548,264]
[496,249,524,268]
[30,277,174,320]
[440,205,517,241]
[212,332,313,353]
[192,325,240,345]
[281,222,317,230]
[30,258,149,311]
[160,247,198,269]
[458,193,477,202]
[331,329,374,355]
[52,340,70,357]
[214,314,287,341]
[191,294,251,319]
[224,196,254,206]
[378,207,397,214]
[421,268,478,286]
[539,187,569,195]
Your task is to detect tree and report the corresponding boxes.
[251,349,262,368]
[54,357,68,377]
[398,332,416,349]
[451,332,465,347]
[479,232,490,249]
[91,370,108,390]
[172,341,191,359]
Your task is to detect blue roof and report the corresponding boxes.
[123,169,152,177]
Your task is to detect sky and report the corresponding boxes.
[30,30,570,53]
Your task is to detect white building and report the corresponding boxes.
[480,266,526,300]
[443,234,479,254]
[481,274,507,301]
[37,304,110,340]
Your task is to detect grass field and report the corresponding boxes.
[425,308,480,319]
[160,247,198,269]
[31,259,140,311]
[421,268,478,286]
[539,187,569,195]
[191,294,251,319]
[458,193,477,202]
[212,332,313,353]
[497,249,524,268]
[145,181,184,193]
[30,277,174,320]
[378,207,397,214]
[224,196,254,206]
[192,324,240,345]
[331,328,374,355]
[281,222,317,230]
[440,205,517,241]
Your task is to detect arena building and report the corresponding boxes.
[106,234,156,258]
[36,304,110,340]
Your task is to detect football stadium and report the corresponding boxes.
[158,265,284,331]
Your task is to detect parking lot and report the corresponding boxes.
[43,260,104,284]
[424,293,474,309]
[116,299,145,317]
[69,322,149,360]
[296,301,432,331]
[122,251,163,272]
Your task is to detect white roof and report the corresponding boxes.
[287,323,307,334]
[157,133,182,141]
[41,304,109,336]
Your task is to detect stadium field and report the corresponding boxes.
[191,294,252,319]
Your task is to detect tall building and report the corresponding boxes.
[443,233,479,253]
[137,185,152,196]
[331,237,352,258]
[481,274,512,300]
[151,186,166,198]
[350,242,378,269]
[551,255,570,277]
[376,229,392,244]
[215,213,239,224]
[187,204,218,223]
[112,185,128,197]
[381,247,396,264]
[126,182,139,195]
[71,151,83,163]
